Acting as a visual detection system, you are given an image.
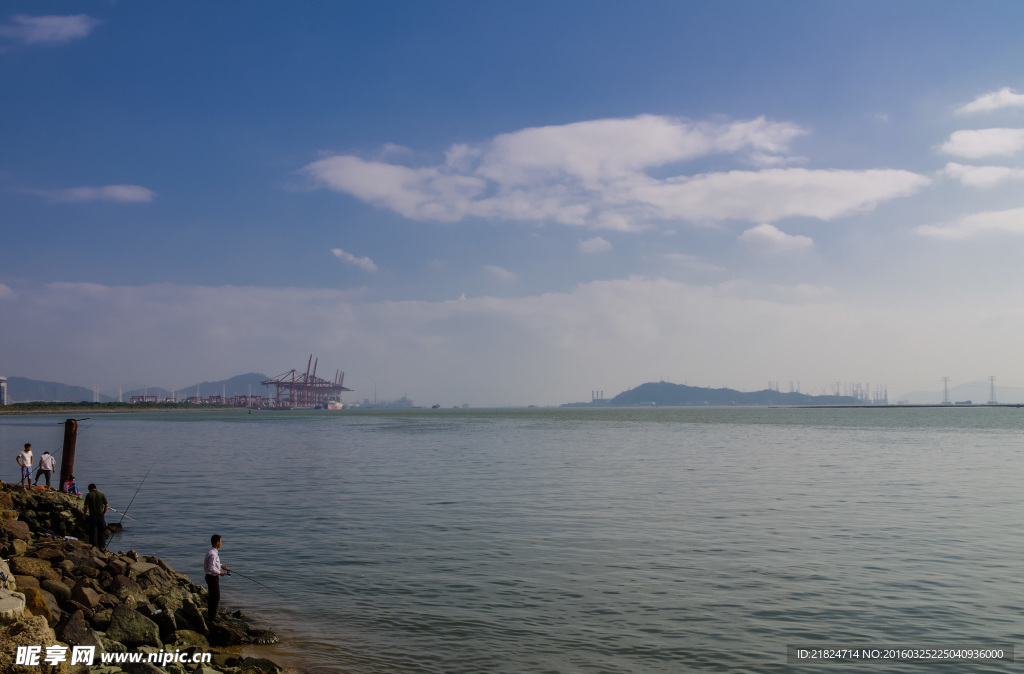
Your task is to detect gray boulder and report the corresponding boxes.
[105,603,162,648]
[109,574,145,602]
[71,582,101,609]
[8,557,58,581]
[40,578,71,604]
[56,608,89,644]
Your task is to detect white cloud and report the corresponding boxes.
[747,151,807,167]
[380,143,413,157]
[30,185,157,203]
[303,155,486,222]
[331,248,377,271]
[579,236,612,253]
[915,206,1024,240]
[739,223,813,254]
[0,14,100,45]
[957,87,1024,114]
[940,128,1024,159]
[0,284,15,300]
[662,253,726,272]
[628,168,929,223]
[304,115,927,230]
[475,115,804,185]
[942,162,1024,188]
[485,265,518,281]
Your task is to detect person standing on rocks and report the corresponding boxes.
[204,534,229,623]
[83,483,109,550]
[16,443,33,489]
[34,450,56,489]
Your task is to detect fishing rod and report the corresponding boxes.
[119,462,155,524]
[106,505,139,522]
[105,463,155,550]
[226,569,285,596]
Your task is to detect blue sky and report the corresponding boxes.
[5,2,1024,405]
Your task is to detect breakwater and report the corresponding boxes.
[0,484,286,674]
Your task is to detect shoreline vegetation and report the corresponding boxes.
[0,484,290,674]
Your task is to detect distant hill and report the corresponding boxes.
[3,377,109,403]
[604,381,862,406]
[3,373,270,403]
[124,373,270,401]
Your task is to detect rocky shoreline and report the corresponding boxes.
[0,484,291,674]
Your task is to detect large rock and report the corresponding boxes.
[40,579,71,604]
[77,627,106,650]
[71,583,101,609]
[61,599,93,620]
[138,566,177,595]
[152,609,178,640]
[174,598,207,633]
[89,607,112,630]
[0,519,31,541]
[21,587,56,625]
[8,557,58,581]
[209,618,251,646]
[154,586,191,613]
[100,636,127,654]
[109,574,145,602]
[105,558,128,576]
[0,614,69,674]
[34,547,64,563]
[170,629,209,648]
[13,575,39,589]
[105,603,162,648]
[0,560,15,590]
[128,561,159,578]
[0,589,25,625]
[55,609,89,645]
[4,539,29,556]
[39,589,61,625]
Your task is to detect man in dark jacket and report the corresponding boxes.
[83,483,108,550]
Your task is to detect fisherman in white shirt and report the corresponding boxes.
[34,450,57,489]
[204,534,229,622]
[16,443,33,489]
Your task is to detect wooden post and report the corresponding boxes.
[58,418,77,491]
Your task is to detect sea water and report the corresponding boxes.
[2,407,1023,673]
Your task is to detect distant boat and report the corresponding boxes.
[954,400,973,405]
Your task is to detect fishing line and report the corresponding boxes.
[119,462,155,525]
[105,462,155,551]
[226,569,285,596]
